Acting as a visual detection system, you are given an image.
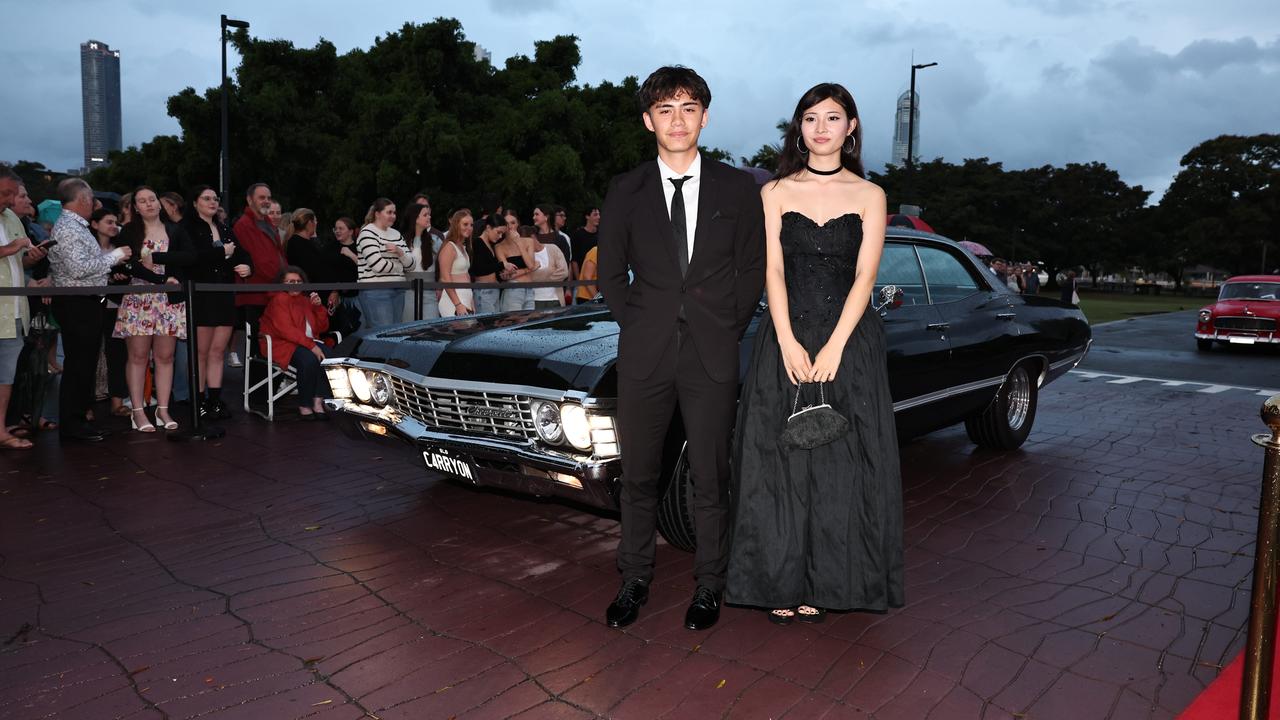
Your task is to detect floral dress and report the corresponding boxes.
[114,231,187,339]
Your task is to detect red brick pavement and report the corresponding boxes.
[0,373,1269,719]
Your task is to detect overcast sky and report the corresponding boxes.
[3,0,1277,199]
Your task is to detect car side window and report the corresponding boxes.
[874,242,928,306]
[917,246,983,303]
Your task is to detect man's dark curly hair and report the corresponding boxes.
[636,66,711,112]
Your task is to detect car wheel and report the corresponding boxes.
[965,363,1038,450]
[656,441,696,553]
[1196,338,1214,351]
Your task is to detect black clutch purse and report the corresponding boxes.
[780,382,849,450]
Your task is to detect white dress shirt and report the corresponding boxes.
[656,152,702,263]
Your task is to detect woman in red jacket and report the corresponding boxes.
[260,266,331,419]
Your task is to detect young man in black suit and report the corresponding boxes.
[597,66,766,631]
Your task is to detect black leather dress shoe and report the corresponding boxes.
[605,578,649,628]
[684,586,722,631]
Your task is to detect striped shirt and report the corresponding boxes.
[356,224,412,282]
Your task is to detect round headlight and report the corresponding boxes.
[348,368,372,403]
[561,404,592,451]
[371,374,392,406]
[533,401,564,444]
[1199,309,1212,322]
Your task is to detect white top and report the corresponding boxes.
[532,247,557,301]
[444,240,470,278]
[656,152,702,263]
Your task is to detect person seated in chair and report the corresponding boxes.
[259,266,332,420]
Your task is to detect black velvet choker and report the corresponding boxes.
[806,164,841,176]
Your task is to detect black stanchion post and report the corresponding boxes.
[413,277,423,321]
[169,280,226,442]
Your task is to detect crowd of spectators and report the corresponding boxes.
[0,164,602,447]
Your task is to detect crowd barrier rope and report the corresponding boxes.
[0,276,603,441]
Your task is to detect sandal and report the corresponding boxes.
[155,406,178,431]
[38,418,58,431]
[0,435,33,450]
[796,606,826,624]
[768,608,795,626]
[130,408,156,433]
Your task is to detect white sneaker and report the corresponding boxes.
[227,351,243,368]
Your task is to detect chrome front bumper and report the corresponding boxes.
[324,398,622,511]
[1196,331,1280,345]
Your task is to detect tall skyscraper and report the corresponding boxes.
[81,40,122,171]
[891,89,919,168]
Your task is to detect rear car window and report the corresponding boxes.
[875,243,928,306]
[917,246,983,303]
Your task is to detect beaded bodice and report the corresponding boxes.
[780,211,862,330]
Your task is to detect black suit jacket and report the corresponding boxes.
[598,158,766,383]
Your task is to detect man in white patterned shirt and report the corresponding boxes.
[47,178,131,442]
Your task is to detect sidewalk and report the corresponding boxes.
[0,374,1267,719]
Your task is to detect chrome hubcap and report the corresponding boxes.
[1006,368,1031,430]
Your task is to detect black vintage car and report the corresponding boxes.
[323,228,1091,550]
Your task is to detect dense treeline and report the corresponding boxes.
[10,19,1278,287]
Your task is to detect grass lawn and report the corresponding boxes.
[1058,290,1204,325]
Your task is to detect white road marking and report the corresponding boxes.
[1068,370,1280,398]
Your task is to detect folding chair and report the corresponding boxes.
[242,323,342,421]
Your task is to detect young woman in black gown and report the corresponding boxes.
[726,83,904,624]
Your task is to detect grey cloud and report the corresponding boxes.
[1174,38,1263,75]
[1009,0,1109,16]
[488,0,559,14]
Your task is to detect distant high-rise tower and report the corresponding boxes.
[81,40,122,170]
[891,90,919,167]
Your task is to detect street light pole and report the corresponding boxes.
[220,14,249,205]
[905,61,937,173]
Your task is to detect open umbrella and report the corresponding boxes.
[957,240,993,257]
[37,200,62,226]
[886,214,935,233]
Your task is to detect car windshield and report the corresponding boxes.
[1219,282,1280,301]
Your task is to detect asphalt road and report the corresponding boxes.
[1078,309,1279,389]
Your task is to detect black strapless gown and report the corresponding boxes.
[726,211,905,612]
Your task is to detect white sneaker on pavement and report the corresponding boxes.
[227,351,243,368]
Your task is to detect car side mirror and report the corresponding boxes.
[875,285,904,311]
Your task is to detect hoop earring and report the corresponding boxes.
[796,136,809,155]
[843,136,855,154]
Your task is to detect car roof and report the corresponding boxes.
[886,227,959,245]
[1226,275,1280,283]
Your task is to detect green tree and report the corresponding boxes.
[85,20,662,225]
[1154,134,1280,280]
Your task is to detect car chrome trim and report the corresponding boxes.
[894,349,1085,414]
[893,375,1005,413]
[1195,332,1280,344]
[323,359,594,403]
[324,398,616,464]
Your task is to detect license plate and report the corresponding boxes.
[422,449,476,481]
[1228,336,1257,345]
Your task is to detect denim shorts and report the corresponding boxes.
[0,335,23,385]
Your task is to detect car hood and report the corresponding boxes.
[1205,299,1280,317]
[342,304,619,393]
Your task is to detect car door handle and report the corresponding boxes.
[926,322,950,331]
[996,312,1016,320]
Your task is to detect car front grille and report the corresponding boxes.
[387,376,536,441]
[1215,316,1276,332]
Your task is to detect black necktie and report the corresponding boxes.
[669,176,691,276]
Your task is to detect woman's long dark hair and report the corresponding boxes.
[399,202,428,250]
[119,185,174,258]
[774,83,865,180]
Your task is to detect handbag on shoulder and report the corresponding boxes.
[780,382,850,450]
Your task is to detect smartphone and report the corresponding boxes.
[39,239,57,248]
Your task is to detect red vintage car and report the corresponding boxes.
[1196,275,1280,350]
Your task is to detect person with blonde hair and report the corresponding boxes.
[437,210,474,317]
